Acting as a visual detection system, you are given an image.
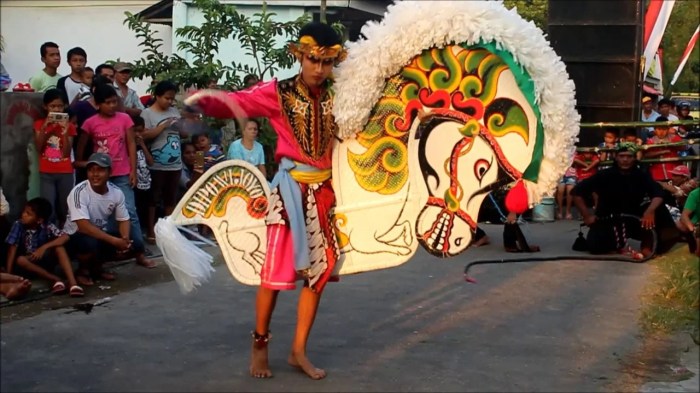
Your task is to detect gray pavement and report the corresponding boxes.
[0,221,677,392]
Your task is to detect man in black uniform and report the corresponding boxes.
[571,142,677,258]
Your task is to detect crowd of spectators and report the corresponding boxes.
[1,42,267,300]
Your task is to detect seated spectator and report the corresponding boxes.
[0,272,32,301]
[5,197,82,297]
[56,47,89,105]
[195,133,225,172]
[571,142,677,259]
[556,166,577,220]
[113,62,145,117]
[34,89,76,226]
[681,188,700,256]
[620,128,644,160]
[76,85,154,268]
[64,153,150,286]
[227,118,267,178]
[29,42,62,93]
[645,117,683,181]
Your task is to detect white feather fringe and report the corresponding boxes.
[333,0,580,203]
[155,216,215,294]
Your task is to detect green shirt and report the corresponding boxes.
[683,188,700,224]
[29,69,62,92]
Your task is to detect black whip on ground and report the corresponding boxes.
[463,214,658,283]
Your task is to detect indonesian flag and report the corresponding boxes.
[643,0,675,76]
[670,24,700,86]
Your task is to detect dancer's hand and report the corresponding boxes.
[641,211,655,230]
[582,215,597,227]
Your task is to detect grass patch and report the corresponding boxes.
[640,245,699,342]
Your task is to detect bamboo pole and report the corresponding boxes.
[576,138,700,152]
[579,119,699,128]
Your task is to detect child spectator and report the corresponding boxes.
[82,67,94,89]
[573,150,600,182]
[64,153,150,285]
[178,142,202,200]
[56,47,89,105]
[29,42,62,93]
[34,89,76,226]
[598,129,618,170]
[76,84,155,269]
[645,117,683,181]
[140,81,182,244]
[556,166,577,220]
[132,116,153,233]
[5,197,82,297]
[621,128,644,161]
[195,133,225,172]
[227,118,267,178]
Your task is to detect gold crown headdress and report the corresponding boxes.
[289,35,348,64]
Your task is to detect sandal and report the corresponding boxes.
[69,285,85,298]
[52,281,67,294]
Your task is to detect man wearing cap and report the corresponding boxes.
[641,96,659,135]
[113,62,144,117]
[572,142,677,258]
[659,165,698,239]
[63,153,137,286]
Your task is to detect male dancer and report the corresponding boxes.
[187,22,347,380]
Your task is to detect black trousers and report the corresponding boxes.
[586,205,678,254]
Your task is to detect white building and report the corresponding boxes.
[0,0,172,95]
[136,0,388,83]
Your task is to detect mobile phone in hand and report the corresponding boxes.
[195,151,205,171]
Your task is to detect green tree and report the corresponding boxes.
[503,0,548,30]
[662,0,700,94]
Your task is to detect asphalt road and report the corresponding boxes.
[0,221,654,392]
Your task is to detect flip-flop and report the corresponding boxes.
[52,281,67,294]
[69,285,85,298]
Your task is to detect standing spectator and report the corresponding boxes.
[178,141,201,200]
[645,117,683,181]
[556,166,577,220]
[75,84,155,269]
[5,197,82,297]
[64,153,144,285]
[243,74,260,89]
[641,96,659,136]
[681,188,700,256]
[29,42,62,92]
[598,129,618,170]
[194,133,225,172]
[657,98,679,134]
[226,118,267,178]
[95,63,115,83]
[56,47,88,105]
[113,62,145,117]
[140,81,182,243]
[70,76,111,184]
[34,89,76,226]
[132,116,153,234]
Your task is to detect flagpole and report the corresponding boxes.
[666,24,700,96]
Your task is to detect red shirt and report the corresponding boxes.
[645,135,682,181]
[574,152,599,181]
[33,119,77,174]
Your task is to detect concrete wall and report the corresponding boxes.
[0,92,43,221]
[0,0,172,95]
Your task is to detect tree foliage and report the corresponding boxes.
[503,0,548,31]
[661,0,700,93]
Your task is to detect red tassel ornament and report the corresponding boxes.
[505,180,529,214]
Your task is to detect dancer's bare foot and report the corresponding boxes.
[288,352,326,380]
[250,333,272,378]
[472,235,490,247]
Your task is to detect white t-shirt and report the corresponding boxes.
[63,180,129,235]
[63,77,90,104]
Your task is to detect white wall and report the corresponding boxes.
[0,0,172,95]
